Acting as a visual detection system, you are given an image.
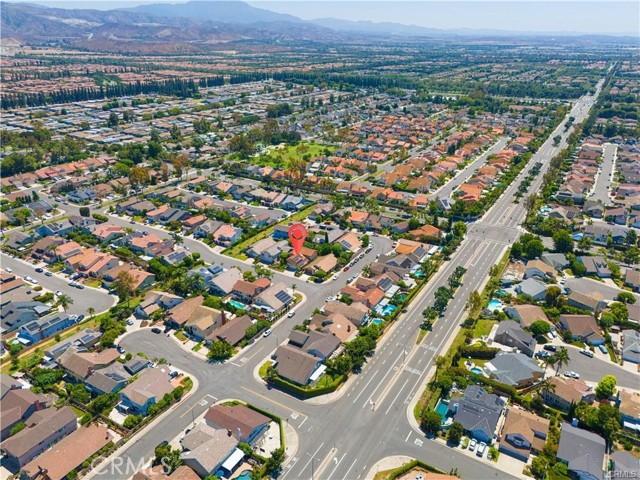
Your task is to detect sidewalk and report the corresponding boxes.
[364,456,415,480]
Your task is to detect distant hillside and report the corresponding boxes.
[123,0,303,25]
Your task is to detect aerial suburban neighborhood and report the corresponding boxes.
[0,1,638,480]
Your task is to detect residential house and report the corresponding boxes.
[209,268,243,297]
[309,313,358,343]
[540,253,570,271]
[134,291,184,319]
[18,313,75,345]
[35,221,74,238]
[559,314,604,345]
[203,404,271,444]
[287,330,341,360]
[485,352,544,388]
[1,301,50,334]
[567,291,607,313]
[58,348,120,381]
[335,232,362,253]
[524,260,556,280]
[253,283,293,315]
[43,328,101,362]
[212,224,242,247]
[448,385,506,444]
[493,321,537,357]
[617,389,640,434]
[184,306,224,342]
[207,315,253,347]
[504,305,551,329]
[578,256,612,278]
[624,269,640,293]
[0,406,77,467]
[273,345,322,386]
[165,296,205,329]
[515,278,548,301]
[557,423,606,480]
[542,376,595,412]
[90,224,126,242]
[621,330,640,364]
[118,366,174,415]
[21,425,113,480]
[180,424,239,479]
[499,408,549,461]
[0,389,48,441]
[323,301,369,326]
[304,254,338,276]
[231,278,271,304]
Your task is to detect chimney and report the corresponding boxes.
[347,325,351,332]
[227,429,232,437]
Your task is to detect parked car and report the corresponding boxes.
[126,319,134,326]
[332,274,340,280]
[543,344,557,352]
[45,271,53,277]
[4,268,12,273]
[469,438,477,451]
[343,266,350,272]
[169,370,179,379]
[580,349,594,358]
[476,442,487,457]
[35,267,44,273]
[151,327,162,334]
[564,370,580,379]
[116,345,125,354]
[598,344,608,354]
[263,329,272,338]
[287,311,295,318]
[76,284,85,289]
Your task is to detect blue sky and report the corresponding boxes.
[10,0,640,35]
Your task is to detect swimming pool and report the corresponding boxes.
[470,367,484,376]
[372,318,384,326]
[381,304,397,316]
[435,398,449,421]
[396,293,408,303]
[495,289,508,297]
[227,299,247,310]
[487,298,502,311]
[236,470,252,480]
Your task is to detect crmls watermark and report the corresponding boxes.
[607,470,639,479]
[90,455,174,476]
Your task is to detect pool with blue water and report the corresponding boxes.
[487,298,503,311]
[227,299,247,310]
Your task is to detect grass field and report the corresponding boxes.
[473,319,495,338]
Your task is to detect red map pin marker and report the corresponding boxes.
[288,223,308,256]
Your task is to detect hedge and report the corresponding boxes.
[270,374,346,399]
[458,345,499,359]
[383,459,447,480]
[449,367,517,398]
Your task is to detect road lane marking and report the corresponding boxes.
[405,430,411,442]
[343,457,358,479]
[352,369,381,403]
[326,452,347,479]
[240,386,306,421]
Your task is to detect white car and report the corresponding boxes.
[287,311,295,318]
[263,329,272,338]
[332,274,339,280]
[476,442,487,457]
[5,268,12,273]
[469,438,477,451]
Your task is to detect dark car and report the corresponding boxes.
[543,344,557,352]
[151,327,162,334]
[163,325,171,334]
[35,267,44,273]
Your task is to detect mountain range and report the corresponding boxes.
[1,0,636,53]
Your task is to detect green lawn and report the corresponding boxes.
[223,204,316,259]
[259,361,273,379]
[174,331,188,342]
[473,319,495,338]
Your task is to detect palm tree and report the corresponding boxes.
[553,347,570,376]
[57,293,73,312]
[538,376,556,396]
[362,264,372,278]
[291,284,297,293]
[87,307,96,319]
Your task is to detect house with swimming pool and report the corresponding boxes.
[448,385,506,444]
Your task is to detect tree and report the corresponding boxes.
[107,112,119,128]
[264,447,285,475]
[57,293,73,312]
[154,443,182,474]
[129,166,150,187]
[466,290,482,317]
[447,422,464,445]
[552,347,570,375]
[13,208,32,230]
[113,271,136,302]
[529,320,551,337]
[207,341,234,362]
[610,302,629,322]
[545,286,562,308]
[595,374,617,399]
[87,307,96,318]
[530,455,549,479]
[615,292,636,305]
[552,229,574,253]
[9,422,26,436]
[420,410,442,435]
[79,206,90,217]
[452,221,467,238]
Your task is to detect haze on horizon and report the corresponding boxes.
[4,0,639,36]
